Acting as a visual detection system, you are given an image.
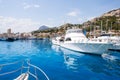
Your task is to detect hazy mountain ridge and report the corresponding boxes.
[32,8,120,37]
[39,25,49,31]
[102,8,120,17]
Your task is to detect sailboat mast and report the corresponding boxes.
[101,21,103,35]
[106,19,108,32]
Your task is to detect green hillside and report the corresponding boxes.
[32,8,120,37]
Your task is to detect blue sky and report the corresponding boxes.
[0,0,120,33]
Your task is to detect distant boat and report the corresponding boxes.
[37,38,44,40]
[52,29,113,55]
[0,38,6,41]
[0,37,17,42]
[6,38,15,42]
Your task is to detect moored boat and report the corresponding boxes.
[6,37,15,42]
[94,33,120,51]
[52,29,113,55]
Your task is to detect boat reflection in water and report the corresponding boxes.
[52,45,84,71]
[60,47,84,71]
[102,52,120,65]
[52,45,62,53]
[52,45,120,79]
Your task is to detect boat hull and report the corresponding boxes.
[109,44,120,51]
[56,42,113,55]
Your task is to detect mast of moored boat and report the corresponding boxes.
[100,20,103,35]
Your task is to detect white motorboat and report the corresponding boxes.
[52,36,64,45]
[109,36,120,51]
[14,73,29,80]
[52,29,113,55]
[94,34,120,51]
[109,43,120,51]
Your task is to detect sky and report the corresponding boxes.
[0,0,120,33]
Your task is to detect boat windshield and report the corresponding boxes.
[66,29,82,34]
[100,34,111,36]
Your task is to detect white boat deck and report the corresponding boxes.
[14,73,29,80]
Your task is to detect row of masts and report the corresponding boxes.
[88,20,120,37]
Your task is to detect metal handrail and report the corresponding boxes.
[27,60,50,80]
[0,60,50,80]
[0,60,23,66]
[28,71,38,80]
[0,67,22,76]
[0,60,23,76]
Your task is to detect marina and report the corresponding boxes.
[0,0,120,80]
[0,40,120,80]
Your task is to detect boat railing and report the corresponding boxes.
[0,60,23,76]
[0,60,50,80]
[0,60,23,67]
[27,60,50,80]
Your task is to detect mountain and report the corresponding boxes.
[102,8,120,17]
[58,23,82,30]
[83,8,120,31]
[32,8,120,37]
[39,25,49,31]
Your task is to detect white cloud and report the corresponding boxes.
[67,10,80,17]
[23,3,40,9]
[0,16,40,33]
[34,4,40,8]
[67,11,78,17]
[23,5,31,9]
[47,18,54,21]
[23,2,27,5]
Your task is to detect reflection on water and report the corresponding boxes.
[60,47,84,71]
[7,44,11,49]
[52,44,120,80]
[52,45,61,53]
[0,40,120,80]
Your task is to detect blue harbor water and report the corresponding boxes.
[0,40,120,80]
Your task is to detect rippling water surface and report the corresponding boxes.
[0,40,120,80]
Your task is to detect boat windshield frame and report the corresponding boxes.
[66,29,83,34]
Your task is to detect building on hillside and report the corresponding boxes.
[7,28,11,34]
